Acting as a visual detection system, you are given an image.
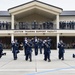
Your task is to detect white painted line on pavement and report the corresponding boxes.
[0,68,75,72]
[0,69,35,71]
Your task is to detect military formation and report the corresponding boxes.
[22,37,52,62]
[59,21,75,29]
[15,21,54,30]
[0,21,11,30]
[1,21,75,30]
[0,20,53,30]
[0,37,65,62]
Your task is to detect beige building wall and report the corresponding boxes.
[16,13,53,23]
[0,17,11,22]
[59,16,75,21]
[1,14,75,30]
[1,15,75,24]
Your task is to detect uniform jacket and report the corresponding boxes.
[58,43,65,53]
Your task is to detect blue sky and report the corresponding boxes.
[0,0,75,11]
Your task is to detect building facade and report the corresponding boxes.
[0,0,75,49]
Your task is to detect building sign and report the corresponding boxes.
[47,30,57,33]
[25,30,35,33]
[36,30,46,33]
[14,30,23,33]
[14,30,57,33]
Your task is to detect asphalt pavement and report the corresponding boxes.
[0,49,75,75]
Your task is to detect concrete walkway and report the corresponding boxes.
[0,49,75,75]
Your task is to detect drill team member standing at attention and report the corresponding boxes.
[25,39,33,62]
[11,39,19,60]
[43,39,51,62]
[58,40,65,60]
[23,37,28,56]
[43,40,47,61]
[34,37,39,56]
[39,39,43,54]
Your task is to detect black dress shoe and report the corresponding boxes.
[30,60,32,62]
[0,56,2,58]
[44,59,47,61]
[14,58,17,60]
[26,59,28,61]
[48,59,51,62]
[62,58,64,60]
[4,53,6,55]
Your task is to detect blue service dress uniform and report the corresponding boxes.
[23,40,27,56]
[12,42,19,60]
[43,41,51,62]
[43,41,47,61]
[34,40,38,56]
[39,39,43,54]
[0,43,3,58]
[58,42,65,60]
[25,41,32,62]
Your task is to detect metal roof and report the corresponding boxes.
[0,11,75,17]
[60,11,75,16]
[8,0,63,11]
[0,11,10,17]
